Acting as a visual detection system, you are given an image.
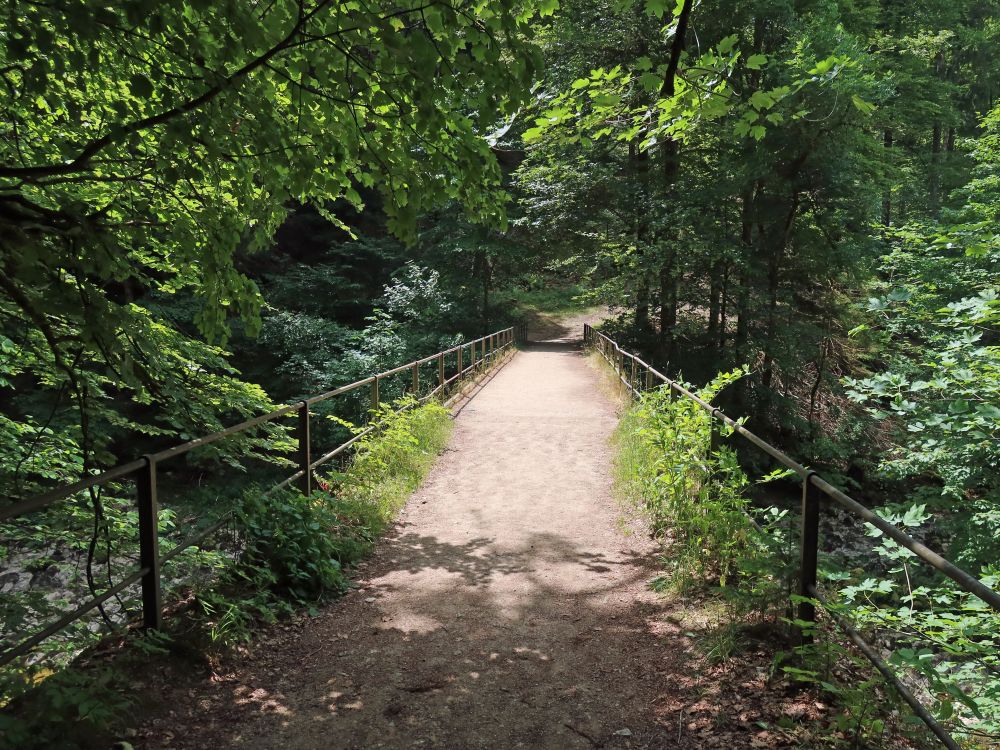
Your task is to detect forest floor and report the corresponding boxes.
[134,314,832,749]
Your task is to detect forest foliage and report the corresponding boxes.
[2,0,1000,746]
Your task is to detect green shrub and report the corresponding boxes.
[236,487,349,600]
[0,667,131,750]
[613,368,786,592]
[193,396,452,648]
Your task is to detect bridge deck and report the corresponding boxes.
[141,333,739,748]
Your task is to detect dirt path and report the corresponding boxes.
[138,324,822,749]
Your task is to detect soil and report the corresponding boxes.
[133,316,835,749]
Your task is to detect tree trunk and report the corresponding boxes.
[718,262,729,359]
[759,193,800,409]
[630,142,652,335]
[733,187,755,412]
[881,129,893,227]
[654,0,691,362]
[659,249,678,363]
[708,259,722,343]
[929,121,942,217]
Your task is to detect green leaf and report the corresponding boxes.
[645,0,668,19]
[129,74,154,99]
[639,72,661,93]
[716,35,738,54]
[851,94,876,116]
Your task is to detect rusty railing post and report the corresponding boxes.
[137,456,163,630]
[457,345,463,379]
[645,366,653,391]
[298,401,311,496]
[630,357,636,396]
[438,352,445,389]
[371,375,380,413]
[412,362,419,395]
[799,473,821,644]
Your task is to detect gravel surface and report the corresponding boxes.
[137,321,838,749]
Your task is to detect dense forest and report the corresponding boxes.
[1,0,998,747]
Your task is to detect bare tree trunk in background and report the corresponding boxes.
[759,193,799,407]
[654,0,692,363]
[882,129,893,227]
[630,142,652,335]
[474,250,492,334]
[658,251,678,362]
[708,259,722,343]
[733,186,754,412]
[718,262,729,359]
[930,121,942,217]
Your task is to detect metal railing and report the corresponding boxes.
[585,324,999,750]
[0,327,518,667]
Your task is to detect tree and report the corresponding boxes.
[0,0,547,489]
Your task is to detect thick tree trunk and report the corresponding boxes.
[474,250,492,334]
[654,0,691,362]
[636,282,650,333]
[733,187,755,412]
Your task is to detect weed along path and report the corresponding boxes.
[140,327,819,749]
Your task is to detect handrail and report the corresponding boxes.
[0,327,517,666]
[584,323,997,749]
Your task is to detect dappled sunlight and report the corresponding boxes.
[136,339,812,749]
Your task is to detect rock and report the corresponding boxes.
[614,728,632,736]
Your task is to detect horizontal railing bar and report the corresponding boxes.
[149,403,300,463]
[309,426,374,471]
[0,458,147,522]
[588,329,1000,612]
[808,584,961,750]
[159,514,234,566]
[4,328,514,522]
[0,566,149,668]
[809,475,1000,610]
[271,469,306,494]
[306,375,377,405]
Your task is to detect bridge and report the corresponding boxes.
[2,317,997,749]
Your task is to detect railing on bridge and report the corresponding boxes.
[585,324,1000,750]
[0,327,521,668]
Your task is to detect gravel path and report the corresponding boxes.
[145,327,689,748]
[137,319,855,749]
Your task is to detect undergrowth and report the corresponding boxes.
[610,371,928,749]
[0,396,451,750]
[189,396,451,650]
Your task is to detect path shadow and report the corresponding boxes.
[522,341,581,353]
[370,529,654,588]
[138,525,835,750]
[138,525,692,749]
